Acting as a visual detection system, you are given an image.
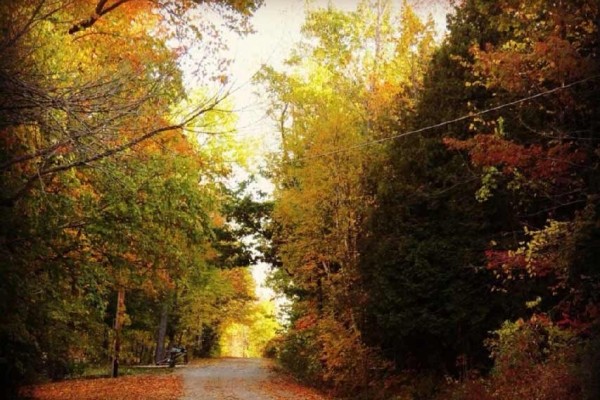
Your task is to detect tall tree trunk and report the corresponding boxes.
[155,301,169,364]
[112,287,126,378]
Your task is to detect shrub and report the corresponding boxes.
[278,328,324,385]
[263,335,283,359]
[450,314,582,400]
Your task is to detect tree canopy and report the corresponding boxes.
[2,1,599,399]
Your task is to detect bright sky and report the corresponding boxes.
[184,0,451,302]
[225,0,308,161]
[225,0,450,162]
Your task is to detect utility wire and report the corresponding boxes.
[294,75,599,162]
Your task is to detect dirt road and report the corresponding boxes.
[180,358,328,400]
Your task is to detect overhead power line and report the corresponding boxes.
[295,75,599,162]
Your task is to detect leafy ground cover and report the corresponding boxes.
[21,373,183,400]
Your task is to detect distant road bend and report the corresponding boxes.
[180,358,328,400]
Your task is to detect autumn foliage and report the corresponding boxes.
[443,135,586,184]
[0,0,264,395]
[2,0,600,398]
[260,0,600,398]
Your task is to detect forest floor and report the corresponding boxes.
[180,358,329,400]
[21,373,183,400]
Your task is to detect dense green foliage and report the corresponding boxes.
[360,0,520,373]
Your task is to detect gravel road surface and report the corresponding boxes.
[180,358,328,400]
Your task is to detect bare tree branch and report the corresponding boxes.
[1,88,230,206]
[68,0,132,34]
